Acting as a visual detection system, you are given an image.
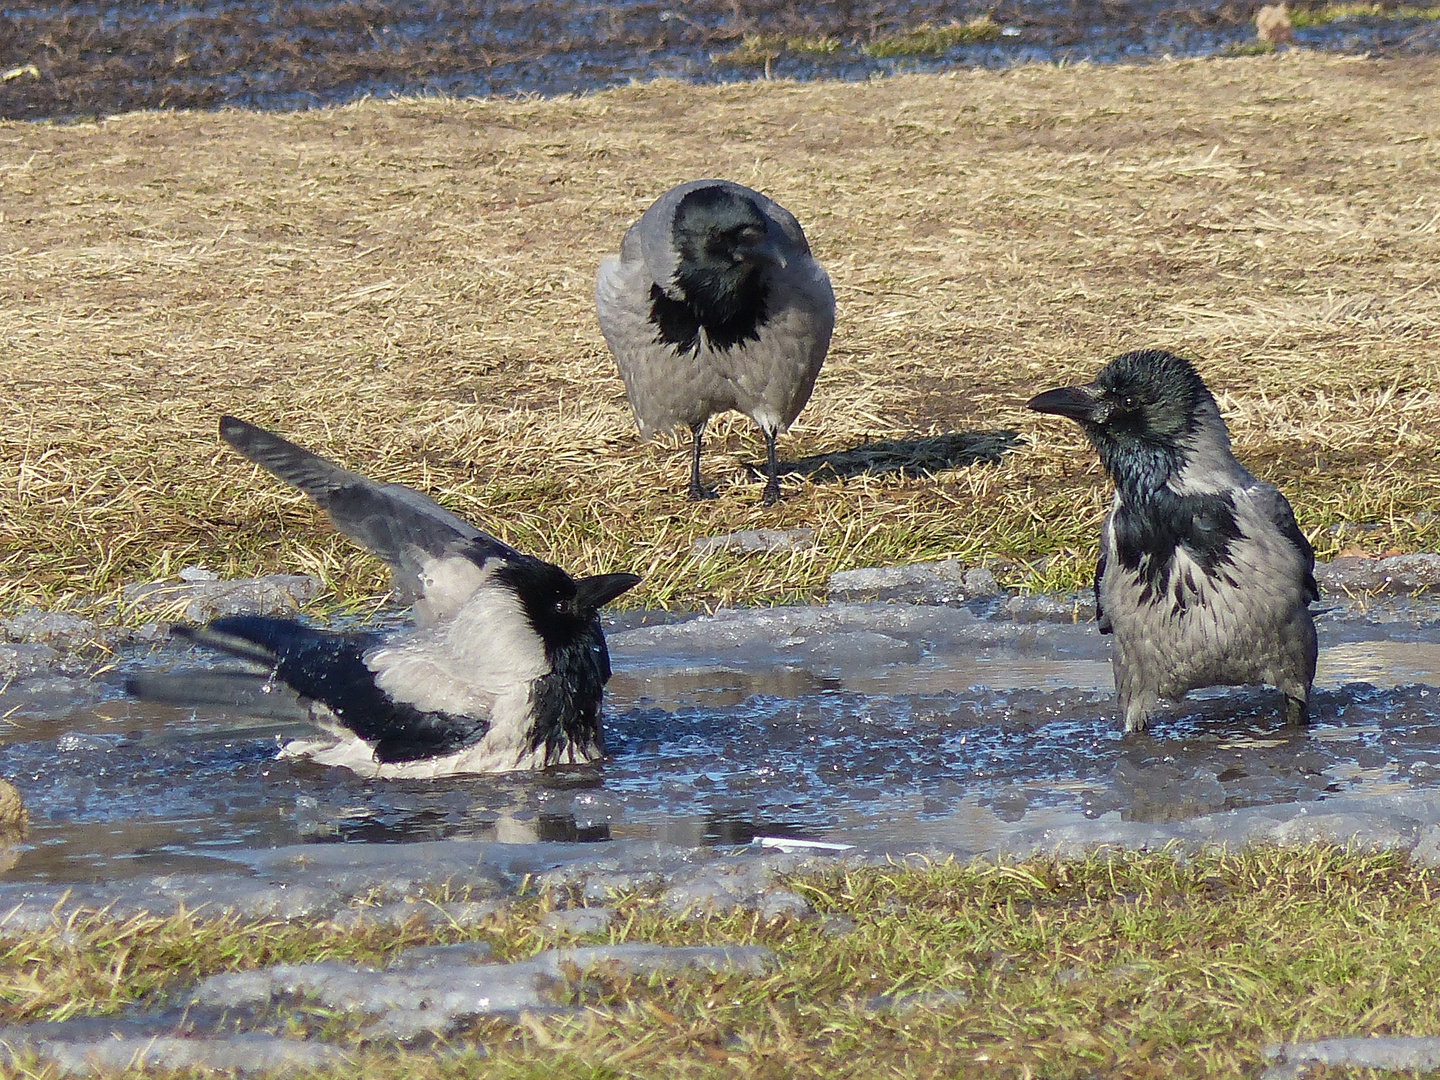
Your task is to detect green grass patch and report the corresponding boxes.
[712,34,844,67]
[1290,2,1440,27]
[7,847,1440,1076]
[1224,39,1279,55]
[864,18,1002,58]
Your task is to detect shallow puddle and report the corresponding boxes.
[4,601,1440,883]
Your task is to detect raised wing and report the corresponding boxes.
[219,416,520,601]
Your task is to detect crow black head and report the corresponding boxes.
[672,184,782,270]
[492,557,640,657]
[667,184,785,329]
[1026,349,1218,491]
[491,558,640,763]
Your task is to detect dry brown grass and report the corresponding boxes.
[2,52,1439,616]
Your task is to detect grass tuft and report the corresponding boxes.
[1224,38,1280,55]
[712,34,844,66]
[864,18,1003,57]
[1289,2,1440,27]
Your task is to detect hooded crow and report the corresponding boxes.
[127,417,641,776]
[1026,349,1318,732]
[595,179,835,505]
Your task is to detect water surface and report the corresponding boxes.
[6,601,1440,882]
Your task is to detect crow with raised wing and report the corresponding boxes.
[596,180,835,504]
[1027,349,1318,732]
[127,417,640,775]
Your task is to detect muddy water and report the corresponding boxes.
[4,600,1440,883]
[3,1,1439,120]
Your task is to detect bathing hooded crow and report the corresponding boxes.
[127,417,640,776]
[1026,349,1318,732]
[595,180,835,504]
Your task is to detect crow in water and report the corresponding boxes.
[127,417,640,776]
[595,179,835,504]
[1027,349,1318,732]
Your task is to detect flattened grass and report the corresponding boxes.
[1,54,1439,618]
[6,848,1440,1076]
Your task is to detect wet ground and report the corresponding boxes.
[7,595,1440,885]
[3,1,1439,121]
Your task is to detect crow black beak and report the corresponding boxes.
[1026,384,1100,422]
[574,572,642,612]
[738,233,788,270]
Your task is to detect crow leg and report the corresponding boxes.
[1115,663,1155,734]
[761,429,782,506]
[1283,694,1308,726]
[687,421,716,501]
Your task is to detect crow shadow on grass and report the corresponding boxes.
[750,430,1022,483]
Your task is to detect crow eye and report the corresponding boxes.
[554,599,567,613]
[1120,394,1139,411]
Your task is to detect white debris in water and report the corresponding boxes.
[756,837,856,852]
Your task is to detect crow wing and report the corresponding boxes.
[219,416,520,605]
[1249,482,1320,604]
[172,618,492,763]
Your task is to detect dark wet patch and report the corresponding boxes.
[2,1,1439,122]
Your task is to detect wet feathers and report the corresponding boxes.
[1028,349,1318,732]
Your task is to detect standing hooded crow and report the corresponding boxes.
[595,179,835,504]
[1026,349,1318,732]
[127,417,640,776]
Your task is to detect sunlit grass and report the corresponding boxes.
[1,55,1438,622]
